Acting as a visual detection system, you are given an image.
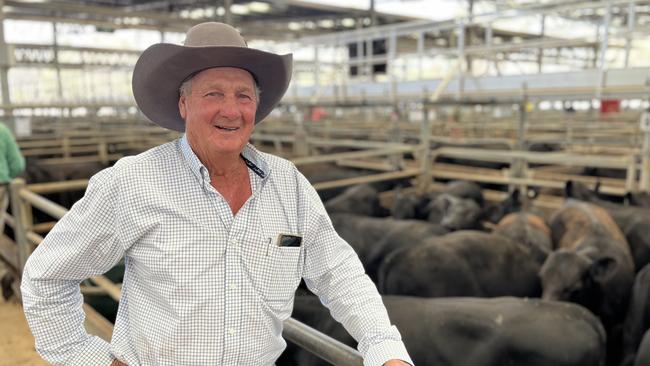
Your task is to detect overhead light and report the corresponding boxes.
[318,19,334,28]
[248,2,270,13]
[288,22,302,31]
[217,7,225,16]
[231,4,249,15]
[341,18,355,27]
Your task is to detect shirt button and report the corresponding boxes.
[228,328,236,335]
[230,239,238,246]
[228,284,237,290]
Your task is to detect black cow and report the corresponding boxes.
[634,330,650,366]
[324,184,385,217]
[566,180,650,272]
[390,181,484,230]
[279,295,606,366]
[379,231,541,298]
[330,213,447,281]
[621,264,650,366]
[494,212,552,265]
[541,200,635,365]
[625,191,650,208]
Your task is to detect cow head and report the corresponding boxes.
[565,180,600,202]
[540,249,617,305]
[540,249,591,301]
[425,193,482,230]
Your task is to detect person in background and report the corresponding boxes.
[0,123,25,234]
[21,22,413,366]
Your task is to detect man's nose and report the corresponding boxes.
[219,97,240,119]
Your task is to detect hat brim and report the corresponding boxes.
[132,44,292,132]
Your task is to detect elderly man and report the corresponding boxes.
[22,23,413,366]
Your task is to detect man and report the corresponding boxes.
[0,122,25,234]
[22,22,413,366]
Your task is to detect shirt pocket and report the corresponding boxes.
[246,235,304,313]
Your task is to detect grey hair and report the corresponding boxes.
[179,75,261,102]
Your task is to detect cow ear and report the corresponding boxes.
[590,257,616,282]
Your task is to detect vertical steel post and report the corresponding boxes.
[417,32,424,81]
[456,20,465,100]
[0,0,12,119]
[625,1,636,67]
[640,110,650,191]
[596,0,612,100]
[418,103,432,192]
[52,21,64,101]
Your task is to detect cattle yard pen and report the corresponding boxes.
[5,104,650,364]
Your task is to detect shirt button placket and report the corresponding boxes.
[223,234,241,364]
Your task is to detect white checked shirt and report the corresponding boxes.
[21,135,412,366]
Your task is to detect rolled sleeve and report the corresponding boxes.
[364,332,413,366]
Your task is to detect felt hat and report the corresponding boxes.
[132,22,293,131]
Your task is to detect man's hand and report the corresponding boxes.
[383,360,410,366]
[111,360,128,366]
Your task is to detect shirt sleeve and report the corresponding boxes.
[296,171,413,366]
[21,166,127,365]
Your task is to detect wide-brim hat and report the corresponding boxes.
[132,22,293,132]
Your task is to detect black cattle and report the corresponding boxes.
[625,191,650,208]
[541,200,635,365]
[391,187,429,220]
[494,212,552,265]
[379,231,541,298]
[566,180,650,271]
[542,201,634,326]
[324,184,386,217]
[634,330,650,366]
[621,264,650,366]
[279,295,606,366]
[330,213,447,281]
[390,180,485,230]
[441,180,484,206]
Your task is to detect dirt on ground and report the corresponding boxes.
[0,295,50,366]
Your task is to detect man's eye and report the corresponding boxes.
[238,94,252,100]
[206,92,223,97]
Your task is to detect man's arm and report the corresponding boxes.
[21,167,127,365]
[296,172,413,366]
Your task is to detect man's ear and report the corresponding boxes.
[179,96,187,119]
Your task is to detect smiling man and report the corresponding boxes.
[21,22,413,366]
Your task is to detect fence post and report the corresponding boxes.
[417,103,432,193]
[98,139,108,165]
[293,108,309,156]
[9,178,32,275]
[62,136,70,159]
[639,111,650,191]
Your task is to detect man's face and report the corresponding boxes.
[179,67,257,158]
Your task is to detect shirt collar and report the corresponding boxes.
[179,134,270,185]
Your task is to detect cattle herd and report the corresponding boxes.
[278,179,650,366]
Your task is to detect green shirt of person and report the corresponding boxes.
[0,123,25,183]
